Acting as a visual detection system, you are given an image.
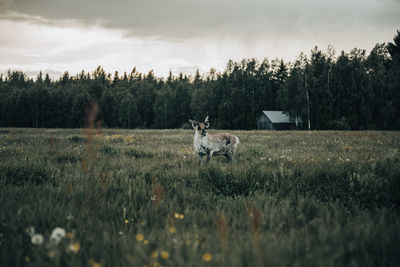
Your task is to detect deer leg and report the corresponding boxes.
[231,153,237,163]
[198,154,204,165]
[206,151,212,163]
[226,150,236,163]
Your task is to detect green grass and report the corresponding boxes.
[1,128,400,267]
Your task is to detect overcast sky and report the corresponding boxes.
[0,0,399,79]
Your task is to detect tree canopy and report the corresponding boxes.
[1,31,399,130]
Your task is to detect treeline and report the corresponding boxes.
[1,31,399,130]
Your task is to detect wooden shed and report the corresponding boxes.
[257,111,297,130]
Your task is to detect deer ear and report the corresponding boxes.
[204,116,209,122]
[189,119,197,129]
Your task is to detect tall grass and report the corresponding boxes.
[0,129,399,266]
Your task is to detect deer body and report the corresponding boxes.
[189,116,239,164]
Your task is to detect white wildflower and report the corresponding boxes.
[50,227,66,245]
[25,226,35,237]
[31,234,44,245]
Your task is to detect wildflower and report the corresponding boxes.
[25,226,35,237]
[66,232,74,239]
[136,233,144,242]
[25,256,30,262]
[168,226,176,234]
[68,242,80,253]
[202,253,212,262]
[125,219,129,224]
[50,227,66,245]
[89,258,101,267]
[31,234,44,245]
[143,240,149,245]
[47,251,55,258]
[160,251,169,259]
[174,213,184,219]
[151,250,159,258]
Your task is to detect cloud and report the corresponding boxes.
[2,0,398,41]
[0,0,399,78]
[0,17,227,78]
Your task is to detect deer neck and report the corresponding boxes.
[194,129,205,140]
[193,129,208,149]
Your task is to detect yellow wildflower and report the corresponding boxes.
[151,250,159,258]
[125,219,129,224]
[66,232,74,239]
[88,258,101,267]
[47,251,55,258]
[174,213,180,219]
[168,226,176,234]
[143,240,149,245]
[179,214,184,219]
[160,251,169,259]
[69,242,80,253]
[202,253,212,262]
[136,234,144,242]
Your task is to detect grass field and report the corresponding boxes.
[1,128,400,267]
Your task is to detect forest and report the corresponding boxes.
[0,31,399,130]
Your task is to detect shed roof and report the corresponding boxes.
[262,111,292,123]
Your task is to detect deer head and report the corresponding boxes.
[189,116,209,136]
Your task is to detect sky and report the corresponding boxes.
[0,0,399,79]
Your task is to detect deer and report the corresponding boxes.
[189,116,239,164]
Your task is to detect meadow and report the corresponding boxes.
[1,128,400,267]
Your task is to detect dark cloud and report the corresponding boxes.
[1,0,399,78]
[2,0,398,41]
